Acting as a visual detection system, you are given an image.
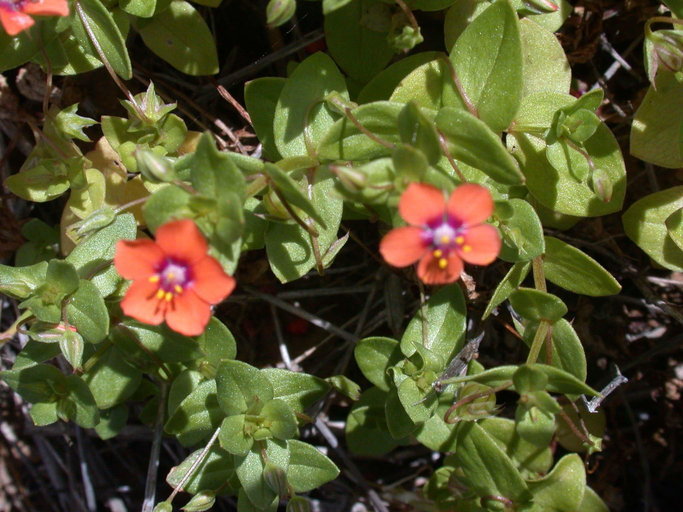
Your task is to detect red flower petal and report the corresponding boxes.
[191,257,236,304]
[165,289,212,336]
[399,183,446,226]
[416,252,463,285]
[120,280,165,326]
[457,224,501,265]
[0,9,34,36]
[155,219,208,264]
[22,0,69,16]
[446,184,494,226]
[379,226,426,267]
[114,239,165,280]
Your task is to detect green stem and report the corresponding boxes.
[526,320,550,364]
[166,426,221,504]
[532,256,546,292]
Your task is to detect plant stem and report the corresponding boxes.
[526,320,550,364]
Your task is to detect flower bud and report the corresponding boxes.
[263,462,290,498]
[651,29,683,73]
[324,92,358,116]
[153,503,173,512]
[519,0,559,15]
[388,13,423,53]
[266,0,296,28]
[181,490,216,512]
[136,148,177,183]
[590,168,613,202]
[287,496,312,512]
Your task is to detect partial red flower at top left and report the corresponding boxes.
[114,219,236,337]
[0,0,69,36]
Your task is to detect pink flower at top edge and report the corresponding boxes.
[0,0,69,37]
[379,183,501,285]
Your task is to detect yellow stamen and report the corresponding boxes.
[149,275,160,283]
[440,235,451,244]
[455,236,464,245]
[174,285,183,294]
[463,245,472,252]
[156,289,165,299]
[167,272,175,280]
[164,292,173,302]
[433,249,443,258]
[438,258,448,269]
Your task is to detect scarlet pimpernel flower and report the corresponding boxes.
[114,219,236,337]
[380,183,501,285]
[0,0,69,36]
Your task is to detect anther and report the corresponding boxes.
[167,272,175,280]
[433,249,443,258]
[164,292,173,302]
[463,245,472,252]
[149,275,160,283]
[455,236,464,245]
[440,235,451,244]
[174,285,183,294]
[156,289,165,299]
[438,258,448,269]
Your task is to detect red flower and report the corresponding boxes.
[0,0,69,36]
[379,183,501,285]
[114,219,236,337]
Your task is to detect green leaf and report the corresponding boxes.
[398,102,442,165]
[263,163,326,227]
[67,280,109,343]
[444,0,490,51]
[60,375,100,428]
[265,167,343,282]
[631,71,683,168]
[94,405,129,440]
[354,336,403,391]
[83,345,142,409]
[188,133,246,200]
[235,440,288,510]
[453,422,531,505]
[4,164,70,202]
[0,364,66,404]
[497,199,545,261]
[522,319,587,383]
[142,184,193,232]
[165,379,223,446]
[511,91,574,134]
[59,328,85,371]
[244,77,285,161]
[667,207,683,252]
[542,236,621,296]
[167,370,203,417]
[325,375,361,401]
[483,261,531,319]
[118,322,203,363]
[480,417,553,475]
[509,288,567,322]
[533,364,597,396]
[120,0,157,17]
[273,52,348,158]
[346,387,401,456]
[448,0,523,132]
[66,213,137,292]
[390,58,457,110]
[324,0,394,83]
[197,317,237,369]
[261,369,331,413]
[577,487,610,512]
[518,18,571,96]
[73,0,132,79]
[219,414,253,455]
[287,439,340,492]
[261,399,298,440]
[216,361,274,416]
[623,187,683,271]
[358,52,444,103]
[318,101,405,161]
[527,454,586,512]
[0,262,48,299]
[400,285,466,364]
[137,0,219,75]
[30,402,59,427]
[385,386,418,439]
[436,107,524,184]
[166,446,235,495]
[509,125,626,217]
[396,376,438,424]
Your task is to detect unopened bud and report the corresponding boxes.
[287,496,312,512]
[519,0,559,15]
[324,92,358,116]
[388,13,423,53]
[59,327,84,371]
[263,462,290,498]
[651,29,683,73]
[153,503,173,512]
[181,490,216,512]
[71,207,117,237]
[266,0,296,28]
[591,168,613,202]
[332,165,367,194]
[136,148,176,183]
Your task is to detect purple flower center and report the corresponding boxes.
[149,259,193,302]
[422,216,470,268]
[0,0,27,11]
